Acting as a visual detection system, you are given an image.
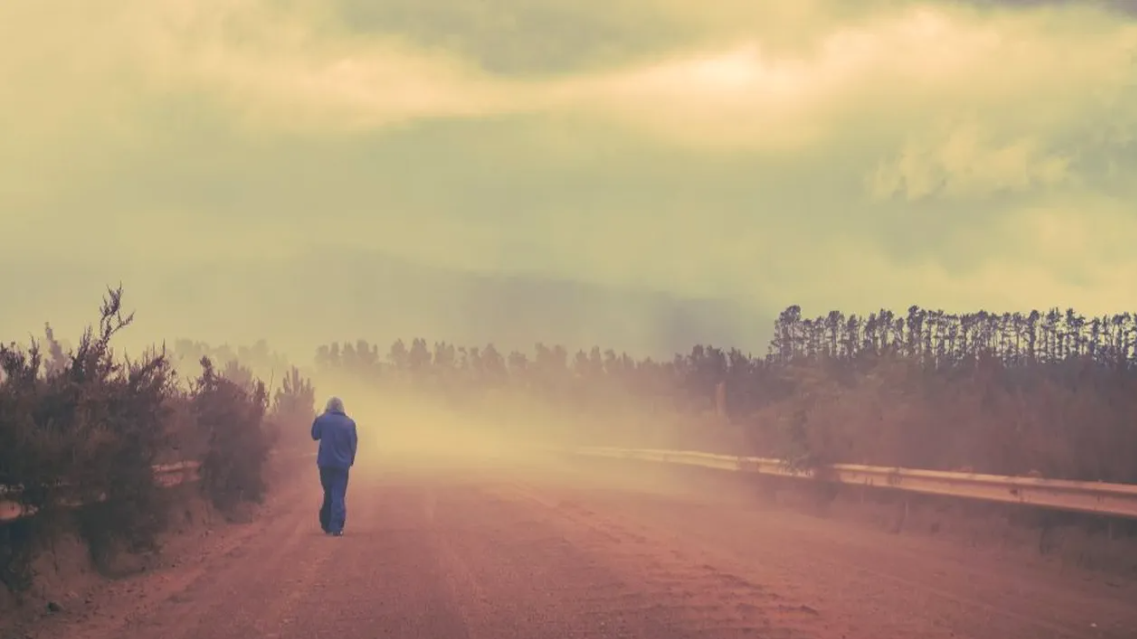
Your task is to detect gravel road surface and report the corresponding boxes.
[17,455,1137,639]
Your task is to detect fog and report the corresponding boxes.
[303,368,655,470]
[7,4,1137,628]
[0,252,772,367]
[5,0,1137,367]
[326,377,714,504]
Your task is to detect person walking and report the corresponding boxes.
[311,396,358,536]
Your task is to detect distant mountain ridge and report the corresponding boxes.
[0,250,774,360]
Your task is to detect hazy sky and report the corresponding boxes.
[3,0,1137,359]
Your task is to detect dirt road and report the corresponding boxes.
[17,456,1137,639]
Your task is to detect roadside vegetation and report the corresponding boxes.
[306,305,1137,574]
[5,291,1137,594]
[312,305,1137,483]
[0,288,316,595]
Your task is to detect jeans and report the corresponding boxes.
[318,466,350,534]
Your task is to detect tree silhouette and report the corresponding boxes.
[310,304,1137,483]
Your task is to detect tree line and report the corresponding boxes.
[309,305,1137,485]
[7,293,1135,594]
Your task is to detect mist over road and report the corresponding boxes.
[22,455,1137,639]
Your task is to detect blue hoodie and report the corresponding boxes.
[311,409,358,470]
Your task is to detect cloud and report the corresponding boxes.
[7,0,1135,150]
[4,0,1137,358]
[867,118,1074,201]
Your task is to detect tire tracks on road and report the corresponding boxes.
[496,481,827,639]
[515,479,1135,639]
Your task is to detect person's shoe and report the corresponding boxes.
[331,530,344,537]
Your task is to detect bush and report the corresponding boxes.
[267,366,316,451]
[191,357,272,514]
[0,288,174,587]
[0,287,291,594]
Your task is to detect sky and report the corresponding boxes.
[3,0,1137,360]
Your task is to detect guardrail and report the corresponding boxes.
[0,450,318,524]
[569,446,1137,520]
[8,447,1137,522]
[0,461,202,523]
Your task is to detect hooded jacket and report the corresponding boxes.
[311,399,358,469]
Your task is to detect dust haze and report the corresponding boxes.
[4,0,1137,491]
[8,3,1137,638]
[6,0,1137,362]
[326,382,712,506]
[300,367,689,481]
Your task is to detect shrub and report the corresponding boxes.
[0,288,292,595]
[0,287,174,587]
[191,357,271,514]
[267,366,316,451]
